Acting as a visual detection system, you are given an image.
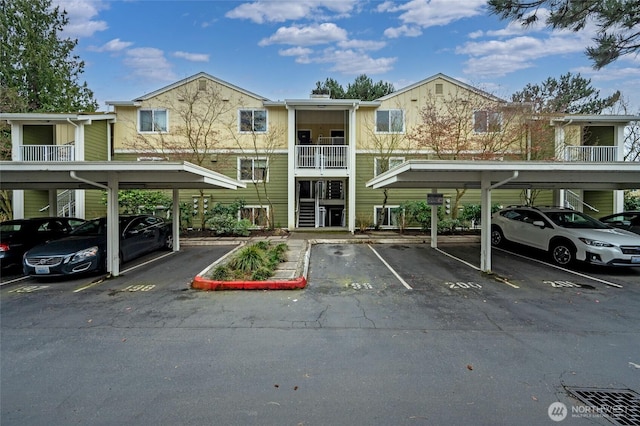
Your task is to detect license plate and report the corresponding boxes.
[632,256,640,264]
[35,265,50,274]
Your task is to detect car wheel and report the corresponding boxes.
[491,226,506,247]
[164,233,173,250]
[550,241,575,266]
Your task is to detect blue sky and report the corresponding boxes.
[54,0,640,112]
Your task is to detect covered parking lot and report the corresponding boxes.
[366,160,640,272]
[0,161,245,276]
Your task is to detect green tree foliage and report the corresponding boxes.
[511,72,620,114]
[488,0,640,69]
[313,75,394,100]
[0,0,98,112]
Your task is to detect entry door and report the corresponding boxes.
[297,130,311,145]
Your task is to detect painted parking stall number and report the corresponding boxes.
[123,284,156,292]
[9,285,49,293]
[545,280,581,288]
[447,282,482,289]
[351,282,373,290]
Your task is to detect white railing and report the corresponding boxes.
[564,146,618,162]
[20,144,75,161]
[564,190,599,213]
[295,145,348,169]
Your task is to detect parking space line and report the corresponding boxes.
[367,244,413,290]
[74,251,177,293]
[434,247,520,288]
[0,275,30,287]
[492,247,623,289]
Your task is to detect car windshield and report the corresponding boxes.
[70,219,105,236]
[545,211,609,229]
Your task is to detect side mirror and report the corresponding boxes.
[532,220,545,228]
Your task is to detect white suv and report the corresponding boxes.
[491,206,640,267]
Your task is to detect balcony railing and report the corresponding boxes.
[20,144,75,161]
[296,145,348,170]
[317,136,345,145]
[564,146,618,162]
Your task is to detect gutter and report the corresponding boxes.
[69,171,109,190]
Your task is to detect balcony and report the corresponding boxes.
[295,145,348,170]
[20,144,75,161]
[564,146,618,162]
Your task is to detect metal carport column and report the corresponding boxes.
[481,171,519,272]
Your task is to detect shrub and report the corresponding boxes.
[356,212,373,232]
[229,245,266,273]
[210,265,231,280]
[251,267,273,281]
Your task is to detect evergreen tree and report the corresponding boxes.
[511,72,620,114]
[488,0,640,69]
[0,0,98,112]
[313,75,394,101]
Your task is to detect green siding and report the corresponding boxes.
[85,121,109,161]
[23,125,53,145]
[584,190,614,217]
[85,190,107,218]
[23,190,49,217]
[585,126,614,146]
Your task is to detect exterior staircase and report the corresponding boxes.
[298,201,316,227]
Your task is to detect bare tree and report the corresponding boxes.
[409,88,530,217]
[364,105,414,229]
[122,80,236,228]
[224,112,285,230]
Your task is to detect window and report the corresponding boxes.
[435,83,443,95]
[239,109,267,132]
[473,110,502,133]
[376,109,404,133]
[239,158,268,182]
[374,157,405,176]
[139,109,168,132]
[239,206,269,228]
[374,205,402,228]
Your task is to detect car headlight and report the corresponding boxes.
[69,246,99,263]
[578,238,614,247]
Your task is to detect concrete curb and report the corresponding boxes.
[191,239,310,291]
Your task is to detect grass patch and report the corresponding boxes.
[209,241,288,281]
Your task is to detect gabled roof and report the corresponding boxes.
[377,73,506,103]
[118,72,270,104]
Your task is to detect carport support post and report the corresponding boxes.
[431,188,438,248]
[172,189,180,252]
[480,174,491,272]
[107,173,120,277]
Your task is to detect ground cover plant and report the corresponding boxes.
[208,241,288,281]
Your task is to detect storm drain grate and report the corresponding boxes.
[565,387,640,425]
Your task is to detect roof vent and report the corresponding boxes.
[311,89,331,99]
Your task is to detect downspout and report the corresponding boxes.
[489,170,519,190]
[69,171,109,190]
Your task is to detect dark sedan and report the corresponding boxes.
[23,215,173,277]
[1,217,86,271]
[600,211,640,236]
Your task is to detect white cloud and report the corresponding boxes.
[52,0,108,37]
[88,38,133,52]
[309,48,397,75]
[226,0,358,23]
[382,0,486,37]
[279,47,314,56]
[338,39,386,51]
[123,48,176,82]
[259,23,348,46]
[173,51,210,62]
[384,24,422,39]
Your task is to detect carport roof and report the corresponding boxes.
[366,160,640,191]
[0,161,246,190]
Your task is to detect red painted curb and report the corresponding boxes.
[192,274,307,291]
